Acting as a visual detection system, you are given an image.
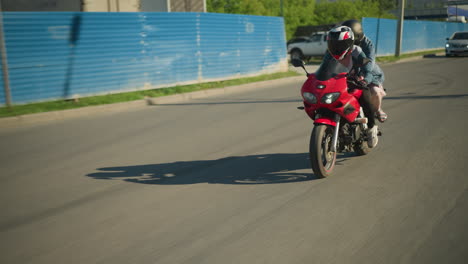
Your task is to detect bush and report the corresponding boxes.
[207,0,396,40]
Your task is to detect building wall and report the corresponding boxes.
[1,0,81,11]
[82,0,140,12]
[140,0,169,12]
[1,0,204,12]
[0,12,287,105]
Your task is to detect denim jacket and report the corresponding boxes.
[359,36,384,85]
[317,45,375,84]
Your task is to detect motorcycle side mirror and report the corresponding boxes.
[291,58,305,67]
[291,58,310,76]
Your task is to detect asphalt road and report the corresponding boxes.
[1,56,468,264]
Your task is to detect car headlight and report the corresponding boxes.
[321,92,340,104]
[302,92,317,104]
[446,43,450,48]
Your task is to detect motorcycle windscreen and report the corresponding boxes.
[315,53,352,81]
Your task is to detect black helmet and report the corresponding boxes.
[342,19,364,45]
[327,26,354,60]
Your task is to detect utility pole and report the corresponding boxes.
[395,0,405,57]
[280,0,284,17]
[0,1,11,107]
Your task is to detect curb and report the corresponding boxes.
[378,52,445,65]
[0,76,304,130]
[147,75,305,105]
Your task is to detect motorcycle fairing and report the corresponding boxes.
[314,117,337,126]
[301,73,362,124]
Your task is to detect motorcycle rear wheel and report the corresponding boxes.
[309,124,337,178]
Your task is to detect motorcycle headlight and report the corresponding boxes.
[302,92,317,104]
[446,43,450,48]
[321,92,340,104]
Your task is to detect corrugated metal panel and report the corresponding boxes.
[363,17,468,56]
[0,12,287,105]
[0,58,4,103]
[200,13,287,80]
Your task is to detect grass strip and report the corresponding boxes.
[0,49,445,118]
[303,49,444,65]
[0,71,300,118]
[376,49,444,63]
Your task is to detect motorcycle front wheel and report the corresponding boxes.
[309,124,337,178]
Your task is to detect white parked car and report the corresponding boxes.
[446,31,468,57]
[287,32,328,60]
[447,16,466,23]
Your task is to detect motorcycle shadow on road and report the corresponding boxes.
[87,153,354,185]
[384,93,468,100]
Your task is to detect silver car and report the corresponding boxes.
[446,31,468,57]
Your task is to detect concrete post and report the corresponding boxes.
[0,2,12,107]
[395,0,405,57]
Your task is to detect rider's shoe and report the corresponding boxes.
[376,110,388,123]
[367,126,379,148]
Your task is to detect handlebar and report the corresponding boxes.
[346,75,369,90]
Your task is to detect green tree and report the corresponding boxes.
[207,0,316,39]
[283,0,316,39]
[207,0,395,40]
[207,0,277,16]
[376,0,397,11]
[313,0,394,25]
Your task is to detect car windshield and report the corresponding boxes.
[452,32,468,40]
[315,55,350,81]
[310,34,322,42]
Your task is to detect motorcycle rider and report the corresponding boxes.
[318,26,379,147]
[341,19,387,123]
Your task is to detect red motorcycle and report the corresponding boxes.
[292,58,379,178]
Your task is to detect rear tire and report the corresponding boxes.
[309,124,336,178]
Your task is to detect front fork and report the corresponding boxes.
[330,114,341,153]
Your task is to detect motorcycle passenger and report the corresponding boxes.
[342,19,387,123]
[318,26,379,148]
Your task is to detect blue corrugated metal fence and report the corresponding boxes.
[363,17,468,56]
[0,12,288,105]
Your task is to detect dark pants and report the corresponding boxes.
[359,94,375,129]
